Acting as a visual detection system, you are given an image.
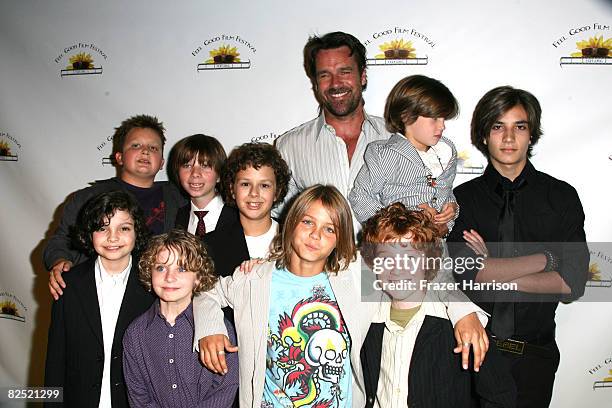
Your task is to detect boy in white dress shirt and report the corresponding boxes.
[45,191,155,407]
[170,134,227,237]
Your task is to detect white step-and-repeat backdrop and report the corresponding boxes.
[1,0,611,406]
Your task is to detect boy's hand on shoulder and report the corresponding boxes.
[199,334,238,375]
[49,259,73,300]
[239,258,265,274]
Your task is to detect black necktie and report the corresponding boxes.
[491,178,525,340]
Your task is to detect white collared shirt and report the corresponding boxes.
[244,219,278,258]
[187,195,224,235]
[375,300,449,408]
[417,142,453,178]
[94,256,131,408]
[274,112,391,232]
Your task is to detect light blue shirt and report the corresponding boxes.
[262,268,352,408]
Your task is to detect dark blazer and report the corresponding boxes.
[174,202,190,231]
[45,258,155,407]
[200,206,250,278]
[361,316,515,408]
[175,203,237,241]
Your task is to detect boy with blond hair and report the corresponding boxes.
[123,229,238,407]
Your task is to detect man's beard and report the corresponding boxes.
[318,86,363,118]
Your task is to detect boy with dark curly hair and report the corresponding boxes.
[123,229,238,408]
[201,142,291,278]
[45,191,155,408]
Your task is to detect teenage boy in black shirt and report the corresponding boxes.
[448,86,589,407]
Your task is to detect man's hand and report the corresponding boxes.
[198,334,238,375]
[48,259,73,300]
[433,202,457,225]
[453,312,489,372]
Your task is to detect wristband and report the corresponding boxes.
[542,249,560,272]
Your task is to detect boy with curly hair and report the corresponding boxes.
[201,142,291,277]
[360,203,514,408]
[44,191,155,408]
[123,229,238,407]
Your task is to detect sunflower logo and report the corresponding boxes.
[456,150,484,174]
[589,263,602,281]
[67,52,95,70]
[376,39,416,59]
[457,150,471,164]
[0,300,21,317]
[206,45,241,64]
[0,140,11,157]
[594,368,612,389]
[571,35,612,58]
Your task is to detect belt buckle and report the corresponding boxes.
[495,338,525,355]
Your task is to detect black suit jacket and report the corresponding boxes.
[174,202,190,230]
[174,202,236,238]
[361,315,515,408]
[200,206,250,278]
[44,258,155,407]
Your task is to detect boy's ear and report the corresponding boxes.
[115,151,123,166]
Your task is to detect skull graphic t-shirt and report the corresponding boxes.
[262,268,352,408]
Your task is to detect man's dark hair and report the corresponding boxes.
[471,86,542,159]
[72,190,149,256]
[222,142,291,208]
[111,114,166,156]
[303,31,367,91]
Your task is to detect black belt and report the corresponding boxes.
[491,336,556,358]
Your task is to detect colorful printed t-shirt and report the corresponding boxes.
[262,268,352,408]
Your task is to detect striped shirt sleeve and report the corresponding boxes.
[349,142,388,223]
